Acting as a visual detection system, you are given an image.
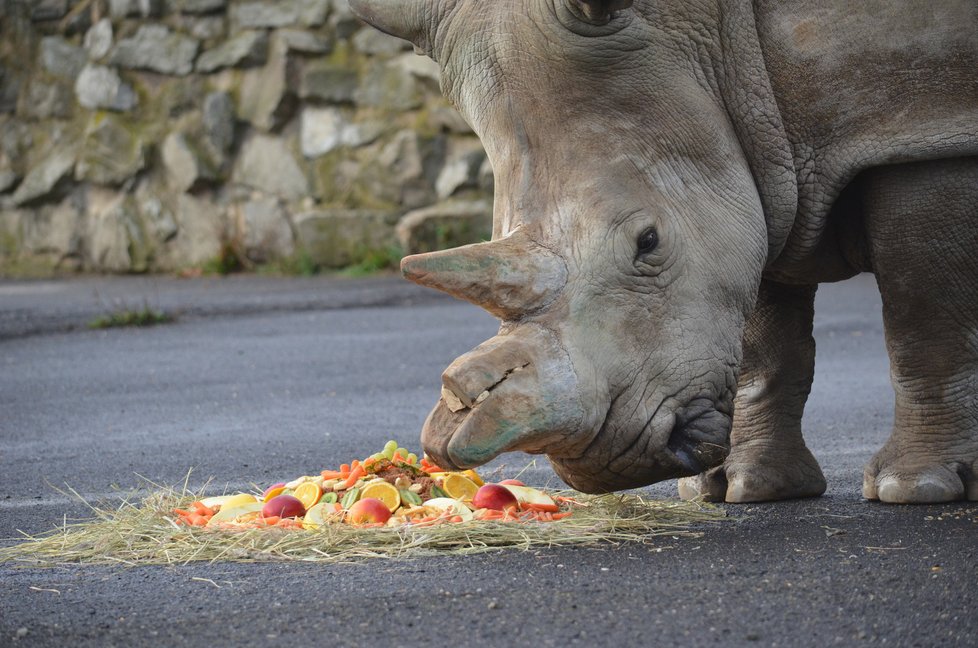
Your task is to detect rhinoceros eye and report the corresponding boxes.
[636,227,659,255]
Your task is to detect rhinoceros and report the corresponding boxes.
[349,0,978,503]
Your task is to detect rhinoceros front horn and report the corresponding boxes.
[400,230,568,320]
[348,0,432,47]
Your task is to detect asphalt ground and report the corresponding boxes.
[1,273,975,647]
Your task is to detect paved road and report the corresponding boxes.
[1,273,975,647]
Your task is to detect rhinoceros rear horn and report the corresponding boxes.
[400,230,568,320]
[348,0,433,49]
[569,0,634,24]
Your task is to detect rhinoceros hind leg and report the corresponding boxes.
[679,280,826,502]
[860,159,978,504]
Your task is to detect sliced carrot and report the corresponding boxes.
[339,463,351,477]
[522,503,560,513]
[341,465,365,490]
[351,459,360,470]
[187,514,207,526]
[321,470,344,479]
[551,512,572,520]
[261,516,281,526]
[173,508,193,517]
[391,452,404,464]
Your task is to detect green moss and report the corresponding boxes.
[200,242,245,275]
[88,307,173,330]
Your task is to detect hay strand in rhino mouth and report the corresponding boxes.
[0,478,726,567]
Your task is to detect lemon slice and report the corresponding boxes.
[358,480,401,512]
[462,469,484,487]
[441,473,479,501]
[293,482,323,510]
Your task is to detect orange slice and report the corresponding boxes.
[293,482,324,511]
[441,473,479,501]
[358,480,401,512]
[262,486,286,502]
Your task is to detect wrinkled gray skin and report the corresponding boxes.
[349,0,978,503]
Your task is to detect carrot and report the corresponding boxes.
[391,452,405,464]
[187,514,207,526]
[351,459,360,470]
[173,508,193,518]
[339,464,351,477]
[522,503,560,513]
[192,502,216,517]
[341,465,365,490]
[449,515,463,523]
[261,516,281,526]
[321,470,344,479]
[550,512,572,520]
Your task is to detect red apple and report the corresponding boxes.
[346,498,393,525]
[472,484,519,511]
[498,479,525,487]
[262,494,305,519]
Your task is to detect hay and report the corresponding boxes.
[0,482,725,567]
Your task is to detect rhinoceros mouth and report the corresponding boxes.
[666,397,732,475]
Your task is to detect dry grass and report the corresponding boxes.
[0,480,726,567]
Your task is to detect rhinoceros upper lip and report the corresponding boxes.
[666,399,731,475]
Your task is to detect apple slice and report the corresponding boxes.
[502,485,558,511]
[302,502,343,529]
[423,497,474,522]
[206,502,264,526]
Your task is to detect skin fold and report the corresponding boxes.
[350,0,978,503]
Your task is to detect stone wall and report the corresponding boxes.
[0,0,493,276]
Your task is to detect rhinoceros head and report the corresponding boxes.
[350,0,769,492]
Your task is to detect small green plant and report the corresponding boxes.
[256,251,320,277]
[88,306,174,330]
[201,242,245,276]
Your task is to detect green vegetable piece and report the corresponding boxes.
[430,485,450,499]
[406,453,418,465]
[396,447,409,459]
[341,487,360,509]
[399,489,422,506]
[319,492,338,505]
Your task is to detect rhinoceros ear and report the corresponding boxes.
[569,0,634,24]
[348,0,433,49]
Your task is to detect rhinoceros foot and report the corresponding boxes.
[863,440,978,504]
[677,440,826,503]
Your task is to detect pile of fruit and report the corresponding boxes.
[172,441,573,530]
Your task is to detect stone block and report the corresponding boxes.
[40,36,87,80]
[168,192,225,267]
[435,138,486,199]
[396,200,492,255]
[74,64,138,111]
[108,0,163,19]
[196,30,269,73]
[177,0,227,13]
[278,29,332,55]
[30,0,68,22]
[84,19,113,60]
[234,196,294,261]
[299,61,358,104]
[237,38,295,131]
[233,134,308,200]
[75,115,146,186]
[299,107,381,158]
[21,81,74,120]
[352,29,411,57]
[109,25,199,76]
[161,131,219,192]
[355,63,423,111]
[23,197,80,257]
[11,149,75,206]
[230,0,329,30]
[202,91,236,164]
[294,208,399,268]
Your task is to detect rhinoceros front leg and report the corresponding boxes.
[861,159,978,503]
[678,280,826,502]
